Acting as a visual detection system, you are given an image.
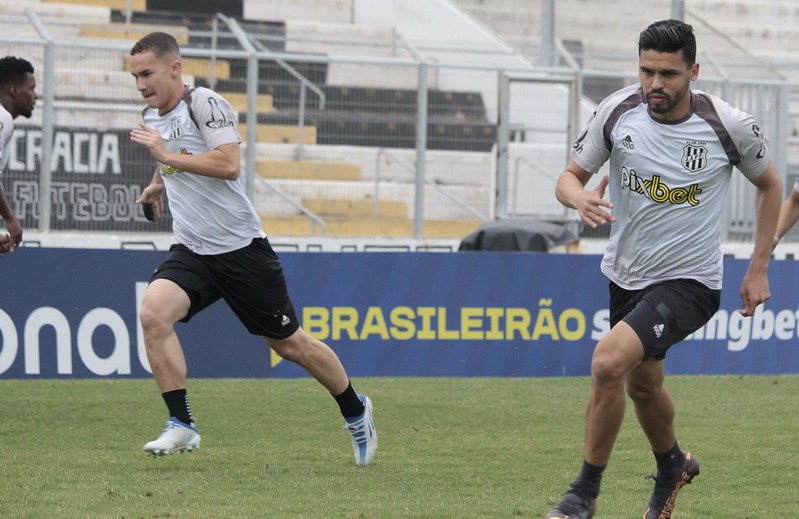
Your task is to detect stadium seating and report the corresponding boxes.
[12,0,799,242]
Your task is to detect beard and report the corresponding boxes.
[647,91,676,114]
[646,85,690,116]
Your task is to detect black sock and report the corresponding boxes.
[162,389,194,425]
[654,442,685,479]
[572,459,606,500]
[332,381,365,419]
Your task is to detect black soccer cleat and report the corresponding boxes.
[545,489,596,519]
[644,452,700,519]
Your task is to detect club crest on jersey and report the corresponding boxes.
[682,142,707,172]
[168,116,183,139]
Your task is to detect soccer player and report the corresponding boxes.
[0,56,37,254]
[128,32,377,466]
[545,20,781,518]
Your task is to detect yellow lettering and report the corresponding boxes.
[687,184,702,205]
[669,187,688,204]
[438,307,459,340]
[302,307,330,340]
[332,306,359,341]
[305,304,587,342]
[506,308,531,340]
[558,308,585,341]
[359,307,389,339]
[533,299,560,340]
[485,307,505,340]
[390,306,416,340]
[417,307,436,339]
[649,175,670,203]
[461,307,484,340]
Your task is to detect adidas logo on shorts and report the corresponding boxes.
[653,323,664,338]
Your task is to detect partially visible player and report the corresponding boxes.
[0,56,38,253]
[773,173,799,249]
[545,19,781,519]
[128,32,377,466]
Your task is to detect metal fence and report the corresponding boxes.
[0,7,796,246]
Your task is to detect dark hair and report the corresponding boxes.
[638,19,696,65]
[0,56,34,90]
[130,31,180,58]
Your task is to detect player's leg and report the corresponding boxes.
[625,280,719,517]
[140,278,192,392]
[627,359,699,518]
[584,321,645,465]
[140,277,201,456]
[546,321,644,519]
[266,328,377,466]
[266,328,349,393]
[627,358,674,453]
[217,238,377,465]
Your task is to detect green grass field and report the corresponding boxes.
[1,376,798,518]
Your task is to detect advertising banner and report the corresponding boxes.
[3,126,172,233]
[0,248,797,379]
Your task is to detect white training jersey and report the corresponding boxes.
[572,84,769,290]
[142,86,264,255]
[0,104,14,172]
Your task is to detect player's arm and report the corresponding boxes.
[130,123,239,180]
[774,185,799,249]
[0,187,22,249]
[740,159,782,317]
[556,159,615,228]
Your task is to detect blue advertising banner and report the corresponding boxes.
[0,248,797,379]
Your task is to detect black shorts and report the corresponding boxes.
[609,279,721,360]
[150,237,300,339]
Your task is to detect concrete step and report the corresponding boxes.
[43,0,145,10]
[256,160,360,180]
[244,0,353,24]
[303,197,407,218]
[219,92,275,113]
[261,216,482,238]
[80,22,188,43]
[255,178,490,221]
[689,0,799,25]
[241,124,317,144]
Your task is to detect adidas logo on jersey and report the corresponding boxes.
[653,323,664,338]
[281,314,291,326]
[621,134,634,150]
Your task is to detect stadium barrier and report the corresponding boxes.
[1,248,797,379]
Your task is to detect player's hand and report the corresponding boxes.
[0,233,12,256]
[739,270,770,317]
[130,123,168,162]
[136,183,165,221]
[575,174,615,228]
[3,218,22,249]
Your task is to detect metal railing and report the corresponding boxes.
[2,6,798,244]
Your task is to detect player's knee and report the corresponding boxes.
[139,304,172,339]
[268,335,305,364]
[591,350,627,388]
[626,379,660,403]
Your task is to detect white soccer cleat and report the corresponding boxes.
[343,394,377,466]
[144,417,201,456]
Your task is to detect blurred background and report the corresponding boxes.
[1,0,797,254]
